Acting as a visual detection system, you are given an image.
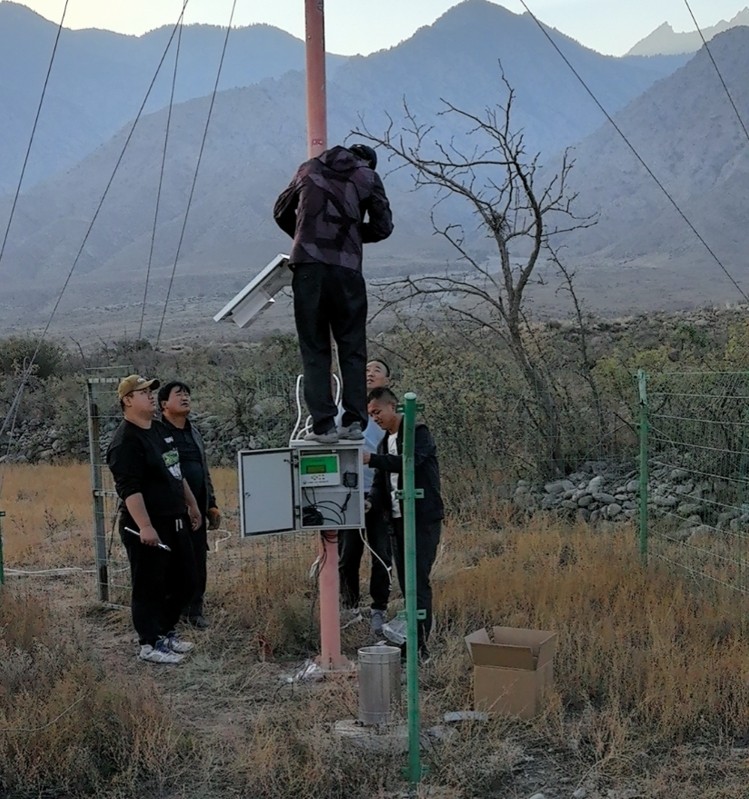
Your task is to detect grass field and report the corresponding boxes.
[1,463,748,798]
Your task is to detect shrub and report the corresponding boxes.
[0,336,67,379]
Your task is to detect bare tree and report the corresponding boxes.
[356,73,596,475]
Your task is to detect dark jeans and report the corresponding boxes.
[185,523,208,618]
[391,516,442,652]
[292,263,368,433]
[120,514,197,646]
[338,507,392,611]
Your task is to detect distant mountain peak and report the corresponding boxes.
[627,6,749,56]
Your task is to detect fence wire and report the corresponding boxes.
[641,370,749,594]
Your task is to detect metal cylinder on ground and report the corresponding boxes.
[358,645,401,725]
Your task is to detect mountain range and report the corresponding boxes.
[627,7,749,56]
[548,24,749,314]
[0,1,347,193]
[0,0,747,339]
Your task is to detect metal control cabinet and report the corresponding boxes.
[238,441,365,536]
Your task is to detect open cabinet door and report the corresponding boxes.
[238,448,296,536]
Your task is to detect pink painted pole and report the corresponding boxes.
[305,0,348,671]
[317,533,349,670]
[305,0,327,158]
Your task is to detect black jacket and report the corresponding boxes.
[160,417,216,514]
[368,421,444,526]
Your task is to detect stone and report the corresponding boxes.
[605,503,623,518]
[626,479,639,493]
[577,494,593,507]
[545,479,575,495]
[677,502,702,516]
[593,492,617,505]
[688,525,714,542]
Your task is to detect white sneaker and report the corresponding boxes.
[340,607,363,628]
[165,633,194,654]
[139,641,184,664]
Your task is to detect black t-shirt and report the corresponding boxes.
[160,418,207,511]
[106,419,186,518]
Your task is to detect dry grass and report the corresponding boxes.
[0,590,193,799]
[1,463,91,564]
[1,464,748,798]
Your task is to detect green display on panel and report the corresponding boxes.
[299,453,340,486]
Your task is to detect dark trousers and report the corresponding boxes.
[338,508,392,611]
[292,263,368,433]
[120,514,197,646]
[185,523,208,618]
[391,516,442,652]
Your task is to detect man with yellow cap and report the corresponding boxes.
[107,374,202,664]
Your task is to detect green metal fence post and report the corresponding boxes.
[638,369,649,563]
[400,391,424,784]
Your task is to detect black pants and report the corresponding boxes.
[120,514,197,646]
[185,523,208,618]
[391,516,442,652]
[338,508,392,611]
[292,263,368,433]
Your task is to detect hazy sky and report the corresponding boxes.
[6,0,749,56]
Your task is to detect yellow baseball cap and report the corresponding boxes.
[117,374,160,400]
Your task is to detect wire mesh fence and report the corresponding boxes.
[87,368,131,605]
[640,370,749,593]
[0,510,5,584]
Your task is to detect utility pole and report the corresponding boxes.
[304,0,349,671]
[305,0,327,158]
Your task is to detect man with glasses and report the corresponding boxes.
[107,375,201,664]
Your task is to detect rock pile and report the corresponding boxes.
[514,461,640,524]
[513,458,735,535]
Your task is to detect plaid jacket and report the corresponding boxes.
[273,145,393,272]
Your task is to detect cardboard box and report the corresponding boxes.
[465,626,558,719]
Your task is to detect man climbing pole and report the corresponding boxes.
[273,143,394,443]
